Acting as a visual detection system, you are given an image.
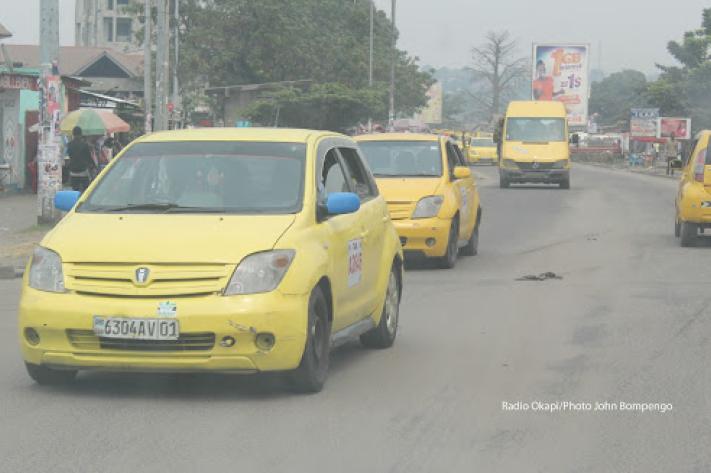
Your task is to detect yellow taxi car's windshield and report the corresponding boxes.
[79,141,306,214]
[471,138,495,147]
[506,118,566,143]
[358,141,442,177]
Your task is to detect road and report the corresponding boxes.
[1,164,709,473]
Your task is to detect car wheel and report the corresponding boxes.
[460,221,479,257]
[361,267,400,349]
[25,363,77,385]
[288,286,331,393]
[560,177,570,189]
[438,218,459,269]
[499,175,509,188]
[680,221,698,247]
[674,216,681,238]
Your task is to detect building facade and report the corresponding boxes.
[75,0,138,52]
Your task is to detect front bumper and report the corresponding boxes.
[392,217,451,258]
[501,168,569,183]
[18,286,309,373]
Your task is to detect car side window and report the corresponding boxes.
[338,147,377,201]
[453,144,466,166]
[321,149,349,195]
[445,142,459,176]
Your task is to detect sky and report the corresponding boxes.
[1,0,709,75]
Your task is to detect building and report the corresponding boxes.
[75,0,139,52]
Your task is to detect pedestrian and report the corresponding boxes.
[66,126,96,193]
[665,133,679,176]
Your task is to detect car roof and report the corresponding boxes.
[135,127,343,144]
[506,100,567,117]
[354,133,441,142]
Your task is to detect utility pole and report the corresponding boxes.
[367,0,374,132]
[172,0,180,128]
[37,0,61,224]
[154,0,169,131]
[388,0,396,130]
[143,0,152,133]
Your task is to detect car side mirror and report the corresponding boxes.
[54,190,81,211]
[326,192,360,215]
[453,166,471,180]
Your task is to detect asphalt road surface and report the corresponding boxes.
[1,164,709,473]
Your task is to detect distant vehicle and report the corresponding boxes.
[356,133,481,269]
[467,134,498,165]
[675,130,711,247]
[19,128,404,393]
[496,101,571,189]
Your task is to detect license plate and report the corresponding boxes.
[93,317,180,340]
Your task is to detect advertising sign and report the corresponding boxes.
[658,117,691,140]
[532,44,590,127]
[630,108,659,138]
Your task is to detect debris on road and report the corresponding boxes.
[516,272,563,281]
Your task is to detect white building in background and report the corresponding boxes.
[75,0,139,52]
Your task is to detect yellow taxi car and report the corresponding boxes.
[356,133,481,269]
[19,128,403,393]
[675,130,711,247]
[467,134,498,165]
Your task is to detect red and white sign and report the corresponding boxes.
[348,239,363,287]
[0,73,39,91]
[658,118,691,140]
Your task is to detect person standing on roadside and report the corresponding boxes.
[665,133,679,176]
[66,126,96,192]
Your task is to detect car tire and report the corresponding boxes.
[560,177,570,189]
[288,286,331,393]
[460,220,479,257]
[437,218,459,269]
[674,216,681,238]
[499,175,509,188]
[680,221,698,247]
[25,363,77,385]
[360,266,400,349]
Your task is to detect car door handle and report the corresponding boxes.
[360,230,370,240]
[382,216,389,222]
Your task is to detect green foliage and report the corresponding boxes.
[173,0,432,127]
[589,70,648,126]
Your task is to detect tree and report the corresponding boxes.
[150,0,433,127]
[589,70,648,127]
[469,31,529,121]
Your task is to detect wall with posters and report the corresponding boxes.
[532,44,590,128]
[0,89,21,190]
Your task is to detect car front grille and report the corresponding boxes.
[66,330,216,352]
[63,263,232,297]
[387,202,415,220]
[516,162,555,171]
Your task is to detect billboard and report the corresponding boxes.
[532,44,590,127]
[630,108,659,138]
[658,117,691,140]
[414,82,443,125]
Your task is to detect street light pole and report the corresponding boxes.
[172,0,180,128]
[368,0,374,132]
[154,0,169,131]
[37,0,61,224]
[143,0,152,134]
[388,0,396,130]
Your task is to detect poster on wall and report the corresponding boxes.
[658,117,691,140]
[532,43,590,127]
[630,108,659,138]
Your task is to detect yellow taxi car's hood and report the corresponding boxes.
[471,146,497,158]
[502,141,569,162]
[43,213,296,263]
[374,177,442,202]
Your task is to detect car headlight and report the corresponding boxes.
[503,159,517,168]
[224,250,295,296]
[552,160,567,169]
[28,247,65,293]
[412,196,444,219]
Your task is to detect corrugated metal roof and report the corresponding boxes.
[1,45,143,77]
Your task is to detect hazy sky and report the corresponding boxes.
[1,0,709,75]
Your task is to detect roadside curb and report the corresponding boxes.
[575,162,677,180]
